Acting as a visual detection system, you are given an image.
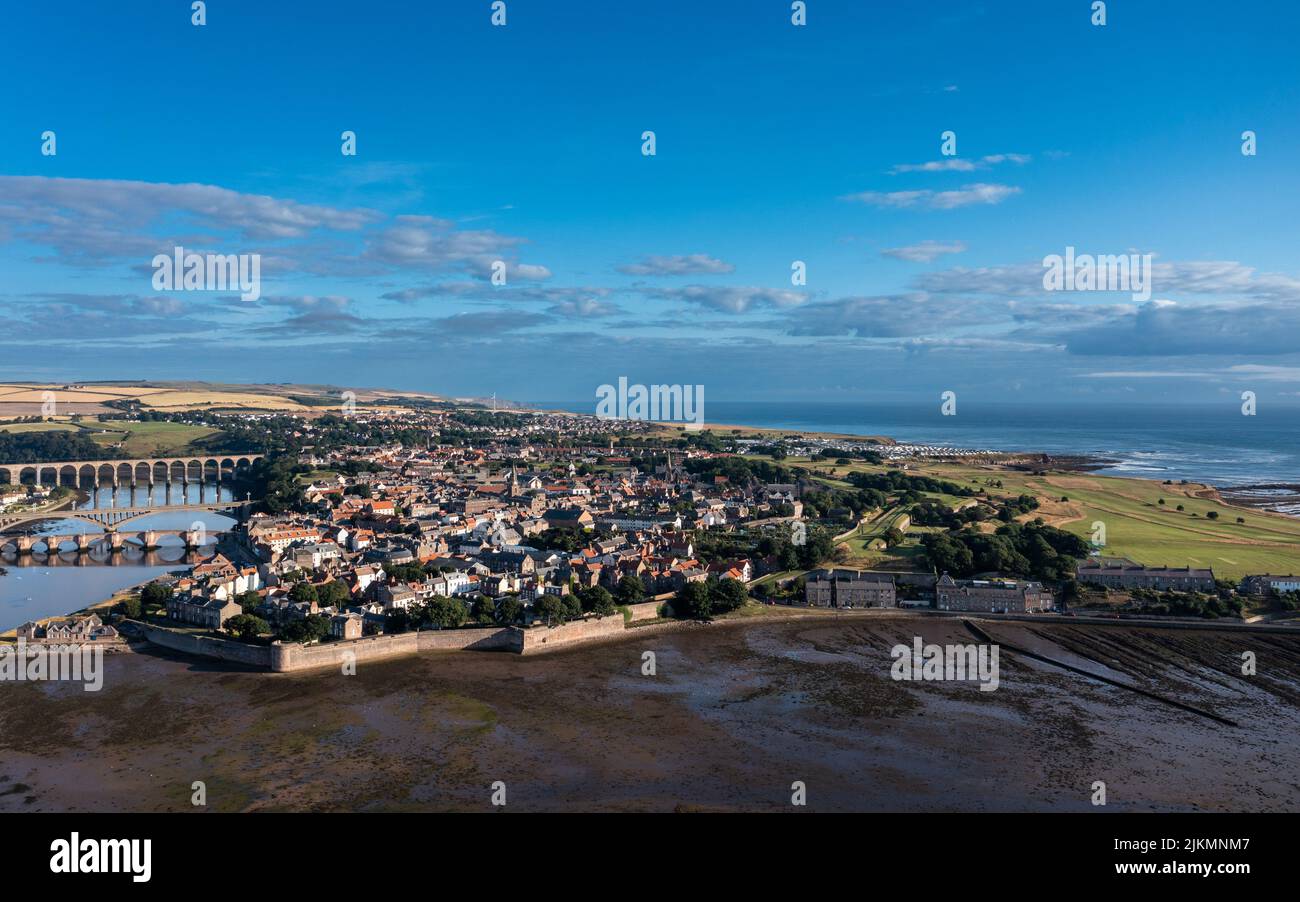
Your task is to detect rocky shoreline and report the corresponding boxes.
[1217,483,1300,517]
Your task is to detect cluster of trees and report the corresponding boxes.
[755,524,836,570]
[846,471,976,498]
[812,446,883,464]
[0,430,106,463]
[911,495,1040,529]
[921,521,1090,581]
[140,581,173,610]
[279,579,351,609]
[236,455,308,514]
[532,527,611,552]
[683,456,794,485]
[801,486,887,519]
[671,576,749,620]
[1125,589,1244,619]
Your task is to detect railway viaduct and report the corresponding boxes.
[0,454,262,489]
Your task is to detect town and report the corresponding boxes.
[7,401,1294,670]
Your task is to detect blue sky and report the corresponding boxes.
[1,0,1299,406]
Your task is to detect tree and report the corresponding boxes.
[414,597,468,630]
[562,594,584,621]
[534,595,566,626]
[1206,511,1219,520]
[673,582,714,620]
[278,614,331,643]
[316,581,351,608]
[579,586,616,615]
[237,590,262,613]
[709,578,748,613]
[496,596,524,625]
[289,581,319,605]
[141,581,173,609]
[881,527,905,548]
[116,594,142,619]
[615,574,647,604]
[472,596,496,624]
[225,614,269,642]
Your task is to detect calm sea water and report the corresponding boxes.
[536,400,1300,488]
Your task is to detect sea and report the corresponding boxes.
[533,400,1300,490]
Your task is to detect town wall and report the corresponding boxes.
[133,622,274,668]
[270,626,520,672]
[625,600,666,623]
[518,614,627,654]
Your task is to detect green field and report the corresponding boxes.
[0,422,82,434]
[91,421,221,456]
[1,419,222,457]
[778,456,1300,581]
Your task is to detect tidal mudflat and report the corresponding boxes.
[2,616,1297,812]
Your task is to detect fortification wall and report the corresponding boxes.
[137,615,637,671]
[625,600,665,623]
[518,615,627,654]
[134,622,273,668]
[270,626,520,672]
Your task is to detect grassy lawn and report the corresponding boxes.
[773,455,1300,581]
[918,463,1300,580]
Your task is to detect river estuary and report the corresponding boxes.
[0,479,236,631]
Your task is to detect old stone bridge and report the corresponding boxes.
[2,527,217,555]
[0,454,263,489]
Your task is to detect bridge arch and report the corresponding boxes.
[0,454,263,489]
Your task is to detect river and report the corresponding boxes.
[0,478,237,632]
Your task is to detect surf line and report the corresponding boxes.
[960,619,1238,728]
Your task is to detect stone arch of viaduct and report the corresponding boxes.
[0,454,264,488]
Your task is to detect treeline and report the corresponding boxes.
[1125,588,1244,619]
[921,521,1090,581]
[235,455,309,513]
[670,577,748,620]
[0,430,108,463]
[846,470,975,498]
[802,486,887,519]
[683,456,795,485]
[911,494,1039,528]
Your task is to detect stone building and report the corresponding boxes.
[167,595,243,630]
[1075,558,1215,592]
[1240,574,1300,596]
[935,574,1051,613]
[804,569,896,608]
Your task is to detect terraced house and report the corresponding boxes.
[804,569,897,608]
[1075,558,1216,592]
[935,575,1052,613]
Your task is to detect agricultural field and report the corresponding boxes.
[136,390,310,411]
[0,381,452,416]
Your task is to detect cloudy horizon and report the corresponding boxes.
[2,1,1298,407]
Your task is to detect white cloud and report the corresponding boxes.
[882,240,967,262]
[617,253,735,276]
[644,284,806,314]
[890,154,1030,175]
[842,183,1021,209]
